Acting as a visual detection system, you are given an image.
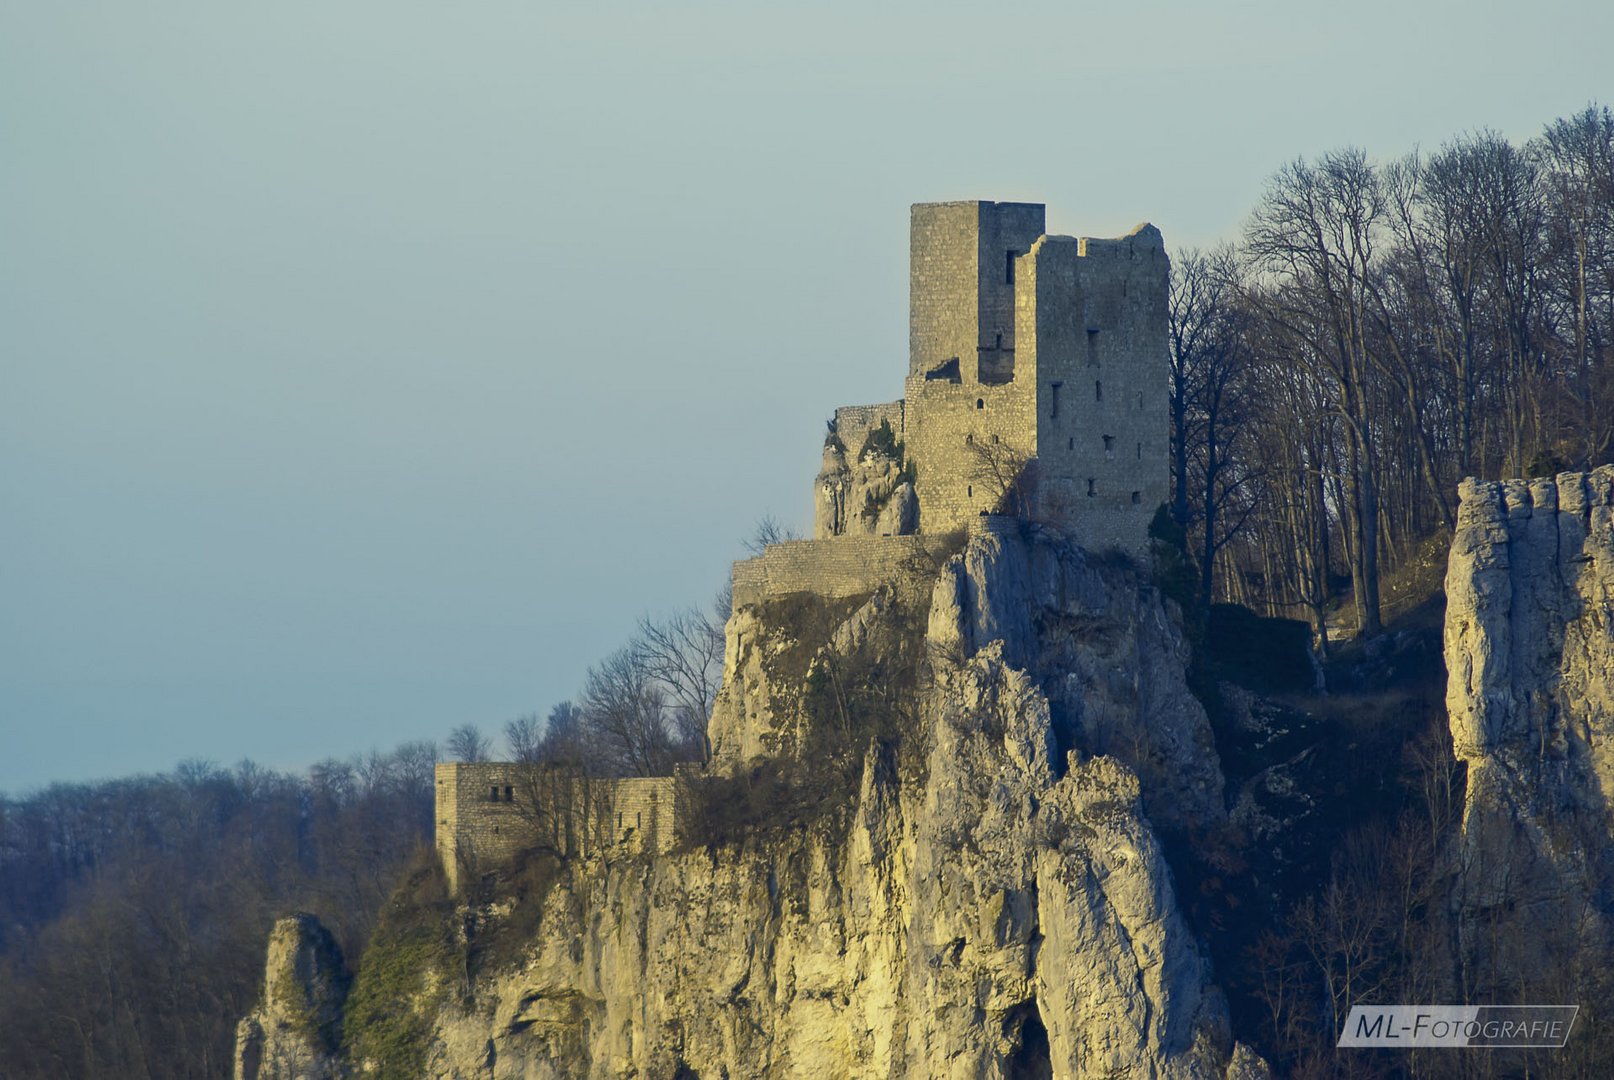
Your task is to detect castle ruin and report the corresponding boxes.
[816,200,1169,550]
[434,763,677,892]
[434,200,1170,887]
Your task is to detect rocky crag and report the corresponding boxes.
[1445,468,1614,989]
[235,914,348,1080]
[246,525,1267,1078]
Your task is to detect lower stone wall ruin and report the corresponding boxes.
[435,763,678,891]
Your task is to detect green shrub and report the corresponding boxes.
[465,850,566,979]
[342,851,457,1077]
[858,418,902,463]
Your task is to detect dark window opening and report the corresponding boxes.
[924,357,961,383]
[976,398,985,410]
[489,786,499,802]
[995,331,1003,349]
[1137,442,1142,459]
[991,434,999,444]
[1131,491,1142,505]
[1067,437,1074,451]
[636,811,642,827]
[1005,250,1017,284]
[504,786,514,802]
[978,350,1014,384]
[967,485,973,498]
[617,812,623,829]
[1086,478,1096,497]
[1087,327,1099,366]
[1095,381,1103,402]
[965,433,974,445]
[1050,381,1062,419]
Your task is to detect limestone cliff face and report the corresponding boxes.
[411,528,1246,1078]
[235,914,348,1080]
[1445,469,1614,977]
[814,441,918,540]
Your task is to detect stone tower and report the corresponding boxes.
[821,200,1168,553]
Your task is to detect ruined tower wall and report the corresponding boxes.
[824,202,1170,550]
[905,202,1045,532]
[909,202,982,382]
[435,763,676,892]
[903,370,1037,530]
[1020,226,1170,553]
[908,201,1044,382]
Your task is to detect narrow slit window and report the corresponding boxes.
[1005,250,1016,284]
[965,433,974,445]
[1050,381,1062,419]
[991,434,999,444]
[490,786,499,802]
[1103,435,1115,459]
[1137,442,1142,459]
[504,786,514,802]
[1137,391,1144,408]
[967,484,973,498]
[1131,491,1142,505]
[995,331,1003,349]
[1067,437,1074,451]
[1095,381,1103,402]
[1086,478,1097,497]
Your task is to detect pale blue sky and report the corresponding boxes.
[3,2,1609,791]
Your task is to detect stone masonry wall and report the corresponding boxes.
[730,534,959,608]
[832,401,905,460]
[909,202,982,382]
[1021,226,1169,553]
[904,202,1046,533]
[435,763,676,892]
[896,203,1166,545]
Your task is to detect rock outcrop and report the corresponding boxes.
[815,438,918,539]
[247,525,1255,1077]
[235,914,348,1080]
[412,527,1243,1077]
[1445,468,1614,982]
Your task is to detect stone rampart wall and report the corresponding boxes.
[730,533,959,608]
[833,401,906,460]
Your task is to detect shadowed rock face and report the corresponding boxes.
[234,914,347,1080]
[1445,468,1614,982]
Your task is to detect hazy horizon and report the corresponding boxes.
[4,1,1611,793]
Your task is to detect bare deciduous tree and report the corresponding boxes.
[445,723,490,763]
